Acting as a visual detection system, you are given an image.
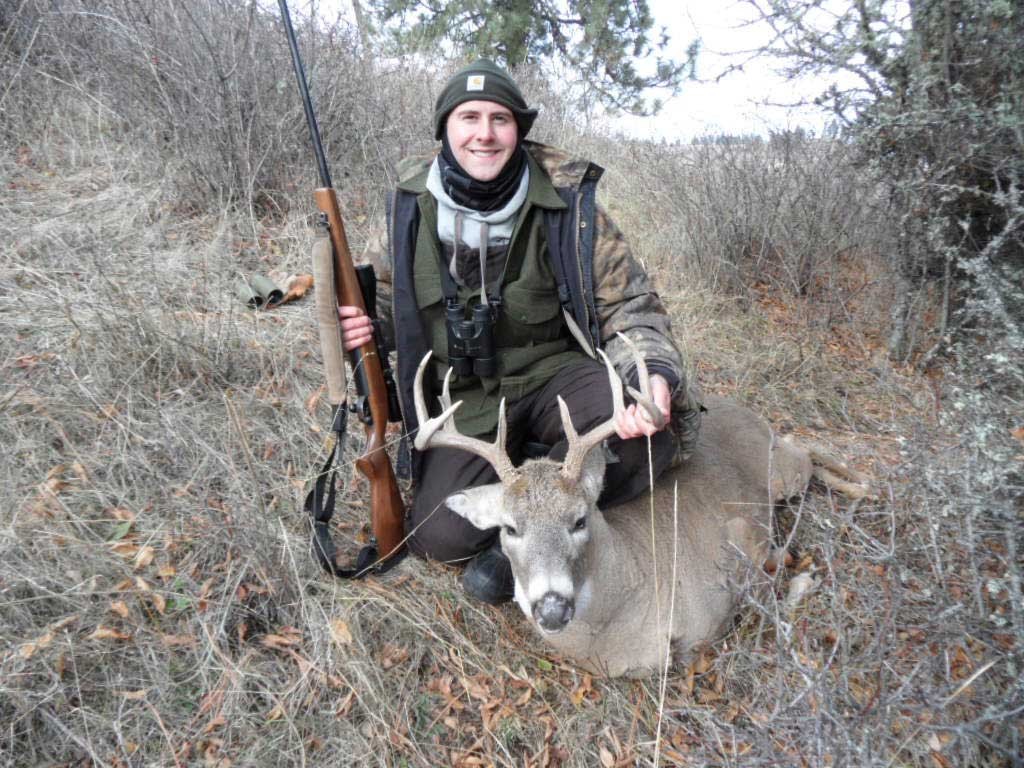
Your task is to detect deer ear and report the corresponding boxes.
[579,448,606,504]
[445,484,506,531]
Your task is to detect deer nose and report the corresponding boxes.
[533,592,575,632]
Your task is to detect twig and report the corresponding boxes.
[943,659,998,707]
[144,700,184,768]
[224,393,268,519]
[0,18,40,110]
[652,478,679,768]
[37,707,108,767]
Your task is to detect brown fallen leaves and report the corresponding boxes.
[14,352,56,370]
[89,626,132,642]
[17,615,78,660]
[328,618,353,647]
[260,626,303,650]
[160,634,197,648]
[134,545,156,570]
[414,669,602,767]
[283,273,314,302]
[305,385,324,416]
[25,463,90,516]
[18,631,56,660]
[379,643,411,670]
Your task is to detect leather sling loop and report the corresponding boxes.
[303,406,406,579]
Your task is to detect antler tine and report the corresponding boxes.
[439,367,460,434]
[556,396,579,443]
[413,352,462,449]
[560,350,623,481]
[560,338,669,480]
[495,397,509,455]
[412,351,519,483]
[618,332,667,430]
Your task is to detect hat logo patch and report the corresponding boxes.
[466,75,485,91]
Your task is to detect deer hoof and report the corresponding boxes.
[533,593,575,633]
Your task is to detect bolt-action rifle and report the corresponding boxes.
[278,0,405,576]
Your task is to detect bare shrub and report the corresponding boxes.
[610,132,893,305]
[740,0,1024,363]
[0,0,440,216]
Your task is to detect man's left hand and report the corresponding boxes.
[614,374,671,440]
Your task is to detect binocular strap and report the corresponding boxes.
[444,213,507,305]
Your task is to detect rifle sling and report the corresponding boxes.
[303,407,406,579]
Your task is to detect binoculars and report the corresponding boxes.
[445,298,498,378]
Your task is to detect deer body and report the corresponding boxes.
[412,345,856,678]
[503,395,812,677]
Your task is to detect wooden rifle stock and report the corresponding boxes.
[313,188,405,562]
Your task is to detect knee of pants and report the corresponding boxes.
[409,447,500,562]
[408,490,497,563]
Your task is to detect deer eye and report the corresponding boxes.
[503,524,519,537]
[572,516,587,532]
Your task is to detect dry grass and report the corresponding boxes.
[3,132,1020,768]
[1,6,1021,764]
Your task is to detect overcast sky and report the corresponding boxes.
[608,0,843,140]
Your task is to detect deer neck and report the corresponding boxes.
[575,509,644,623]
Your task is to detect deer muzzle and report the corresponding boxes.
[533,592,575,632]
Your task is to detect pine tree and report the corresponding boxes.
[364,0,697,115]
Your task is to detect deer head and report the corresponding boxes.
[413,335,664,632]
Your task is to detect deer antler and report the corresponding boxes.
[412,351,520,483]
[559,333,667,482]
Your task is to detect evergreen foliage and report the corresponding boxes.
[363,0,698,115]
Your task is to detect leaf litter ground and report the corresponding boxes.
[1,144,1020,768]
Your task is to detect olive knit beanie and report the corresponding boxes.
[433,59,538,140]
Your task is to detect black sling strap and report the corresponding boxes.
[303,403,406,579]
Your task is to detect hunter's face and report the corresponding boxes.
[446,101,518,182]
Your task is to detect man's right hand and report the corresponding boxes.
[338,305,373,351]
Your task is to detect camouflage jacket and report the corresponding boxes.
[362,141,698,473]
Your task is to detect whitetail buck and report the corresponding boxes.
[413,338,870,678]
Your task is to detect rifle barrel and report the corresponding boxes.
[278,0,370,402]
[277,0,332,190]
